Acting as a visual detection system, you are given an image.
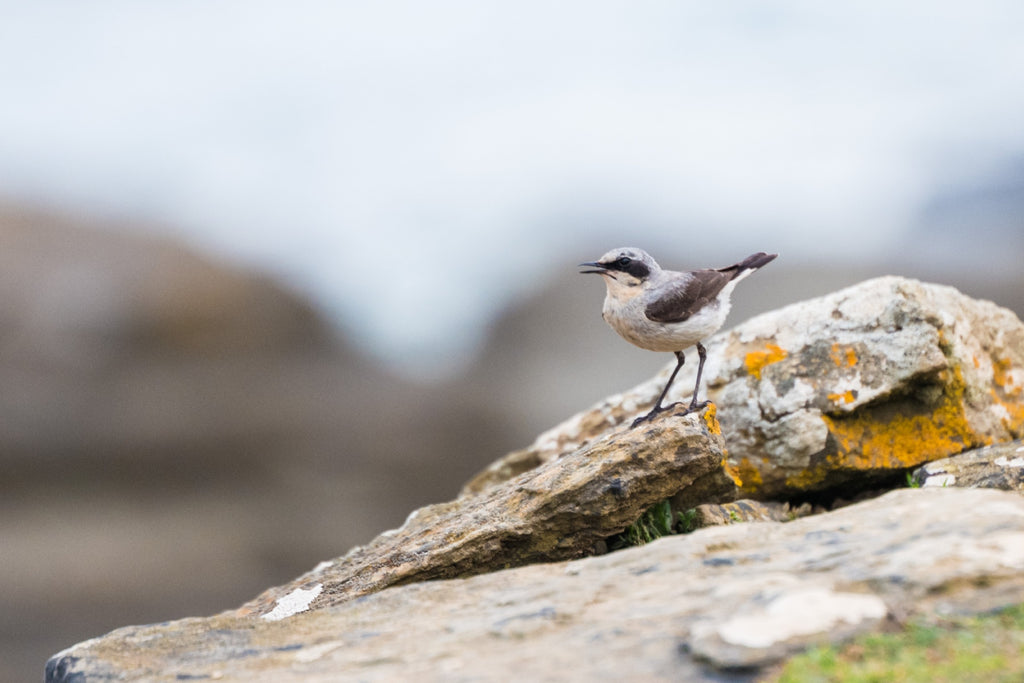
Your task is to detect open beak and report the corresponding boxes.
[578,261,609,275]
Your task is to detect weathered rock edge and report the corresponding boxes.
[465,277,1024,500]
[239,408,730,617]
[46,488,1024,682]
[913,439,1024,492]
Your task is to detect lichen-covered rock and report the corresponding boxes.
[238,407,730,617]
[47,488,1024,681]
[912,439,1024,491]
[472,277,1024,499]
[723,277,1024,497]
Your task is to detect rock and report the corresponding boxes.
[912,439,1024,491]
[47,488,1024,681]
[473,277,1024,500]
[0,205,336,465]
[461,405,740,505]
[687,499,807,529]
[238,407,730,616]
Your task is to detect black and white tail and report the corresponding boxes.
[719,252,778,281]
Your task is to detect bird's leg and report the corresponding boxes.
[688,342,710,412]
[631,350,686,428]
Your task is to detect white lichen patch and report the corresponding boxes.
[715,587,887,649]
[922,473,957,488]
[262,584,323,622]
[994,456,1024,468]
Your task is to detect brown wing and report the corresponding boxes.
[644,270,732,323]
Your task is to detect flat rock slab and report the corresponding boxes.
[912,439,1024,491]
[469,277,1024,500]
[48,488,1024,681]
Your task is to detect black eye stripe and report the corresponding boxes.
[624,260,650,278]
[602,256,650,279]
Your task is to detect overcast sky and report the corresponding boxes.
[2,2,1023,375]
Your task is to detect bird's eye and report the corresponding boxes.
[616,256,632,268]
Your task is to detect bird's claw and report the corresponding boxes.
[629,400,710,429]
[630,413,657,429]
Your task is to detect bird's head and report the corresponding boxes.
[579,247,659,289]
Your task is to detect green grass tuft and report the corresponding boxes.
[609,501,707,550]
[610,499,676,549]
[773,603,1024,683]
[678,507,699,534]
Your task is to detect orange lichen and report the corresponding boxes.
[745,343,788,380]
[992,356,1022,397]
[827,390,857,404]
[820,366,977,471]
[990,355,1024,435]
[829,343,858,367]
[702,403,722,436]
[784,462,831,490]
[722,458,742,488]
[735,457,763,491]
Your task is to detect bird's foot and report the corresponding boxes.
[630,400,710,429]
[630,402,686,428]
[630,412,657,429]
[688,399,710,413]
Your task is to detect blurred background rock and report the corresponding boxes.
[2,3,1024,680]
[0,207,522,679]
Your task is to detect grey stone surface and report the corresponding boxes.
[47,488,1024,681]
[912,439,1024,491]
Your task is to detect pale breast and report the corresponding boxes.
[602,290,732,352]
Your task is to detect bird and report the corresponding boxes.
[579,248,777,428]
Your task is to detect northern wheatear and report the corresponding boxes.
[580,248,777,427]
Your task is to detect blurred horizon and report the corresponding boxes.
[2,2,1023,379]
